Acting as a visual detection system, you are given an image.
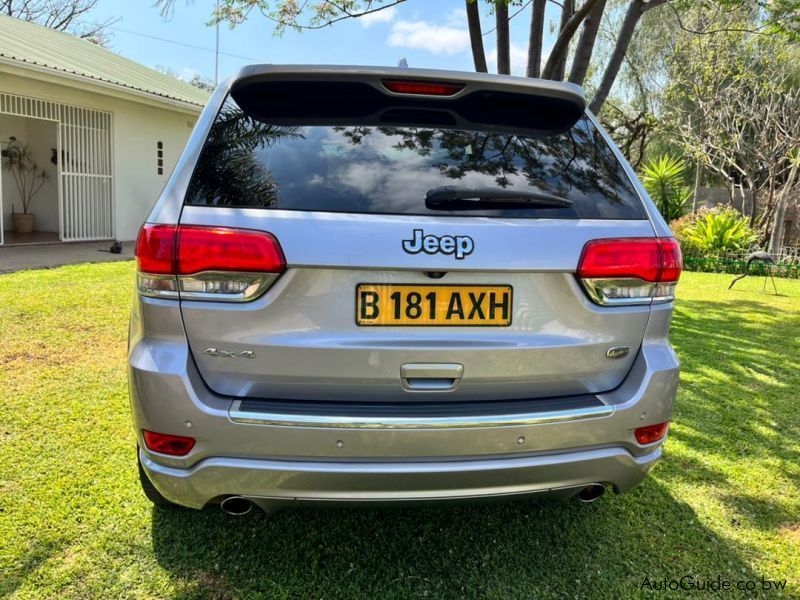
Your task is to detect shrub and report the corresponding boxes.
[669,210,704,256]
[640,154,692,221]
[676,206,757,257]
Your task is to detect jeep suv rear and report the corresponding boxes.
[129,66,680,513]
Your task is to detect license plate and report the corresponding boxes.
[356,284,513,326]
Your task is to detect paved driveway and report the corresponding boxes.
[0,241,133,273]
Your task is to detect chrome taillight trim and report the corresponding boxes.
[580,278,677,306]
[137,273,179,299]
[137,271,280,302]
[178,271,280,302]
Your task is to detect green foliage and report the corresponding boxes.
[640,154,691,221]
[670,210,704,255]
[678,206,757,256]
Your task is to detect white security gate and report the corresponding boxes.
[0,92,113,243]
[59,106,113,241]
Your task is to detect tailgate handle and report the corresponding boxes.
[400,363,463,392]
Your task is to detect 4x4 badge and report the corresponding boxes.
[203,348,255,359]
[402,229,474,260]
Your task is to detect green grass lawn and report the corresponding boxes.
[1,264,798,599]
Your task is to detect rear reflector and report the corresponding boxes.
[142,430,196,456]
[135,224,286,302]
[634,421,670,445]
[382,79,465,96]
[577,238,682,306]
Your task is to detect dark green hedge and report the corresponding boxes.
[683,257,800,279]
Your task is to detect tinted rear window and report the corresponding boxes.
[185,94,646,220]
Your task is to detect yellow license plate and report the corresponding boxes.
[356,284,513,326]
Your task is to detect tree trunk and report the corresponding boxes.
[768,159,800,254]
[541,0,600,80]
[692,156,702,213]
[762,177,776,240]
[549,0,574,81]
[747,181,758,228]
[568,0,606,86]
[495,1,510,75]
[465,0,488,73]
[526,0,546,78]
[588,0,668,114]
[588,0,644,113]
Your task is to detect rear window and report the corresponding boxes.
[185,94,646,220]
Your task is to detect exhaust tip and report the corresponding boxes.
[220,495,253,515]
[577,484,606,503]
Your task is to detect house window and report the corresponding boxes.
[157,141,163,175]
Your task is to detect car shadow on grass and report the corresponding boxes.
[150,480,768,598]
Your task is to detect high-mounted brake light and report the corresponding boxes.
[577,238,682,306]
[143,430,196,456]
[634,421,670,445]
[382,79,465,96]
[135,224,286,302]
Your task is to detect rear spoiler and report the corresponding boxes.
[228,64,586,134]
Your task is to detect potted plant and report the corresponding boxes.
[1,137,49,234]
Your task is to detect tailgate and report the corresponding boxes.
[179,208,654,401]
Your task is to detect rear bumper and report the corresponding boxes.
[140,445,661,510]
[129,300,679,509]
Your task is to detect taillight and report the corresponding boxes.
[135,224,176,274]
[143,430,196,456]
[634,421,670,445]
[576,238,682,306]
[135,224,286,302]
[382,79,465,96]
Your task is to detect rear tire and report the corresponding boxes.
[137,449,179,507]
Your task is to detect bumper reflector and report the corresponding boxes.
[634,421,670,445]
[143,430,196,456]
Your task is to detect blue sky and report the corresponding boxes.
[92,1,562,84]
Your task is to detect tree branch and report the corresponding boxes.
[482,0,532,37]
[549,0,574,80]
[254,0,408,33]
[567,0,605,85]
[541,0,602,80]
[495,1,511,75]
[465,0,488,73]
[526,0,546,77]
[588,0,645,113]
[666,2,770,36]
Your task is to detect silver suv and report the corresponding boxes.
[129,65,681,514]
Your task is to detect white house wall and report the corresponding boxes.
[0,69,199,241]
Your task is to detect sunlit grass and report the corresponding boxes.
[1,264,798,598]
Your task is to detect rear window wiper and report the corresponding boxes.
[425,186,573,210]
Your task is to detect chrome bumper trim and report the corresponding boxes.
[228,400,614,429]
